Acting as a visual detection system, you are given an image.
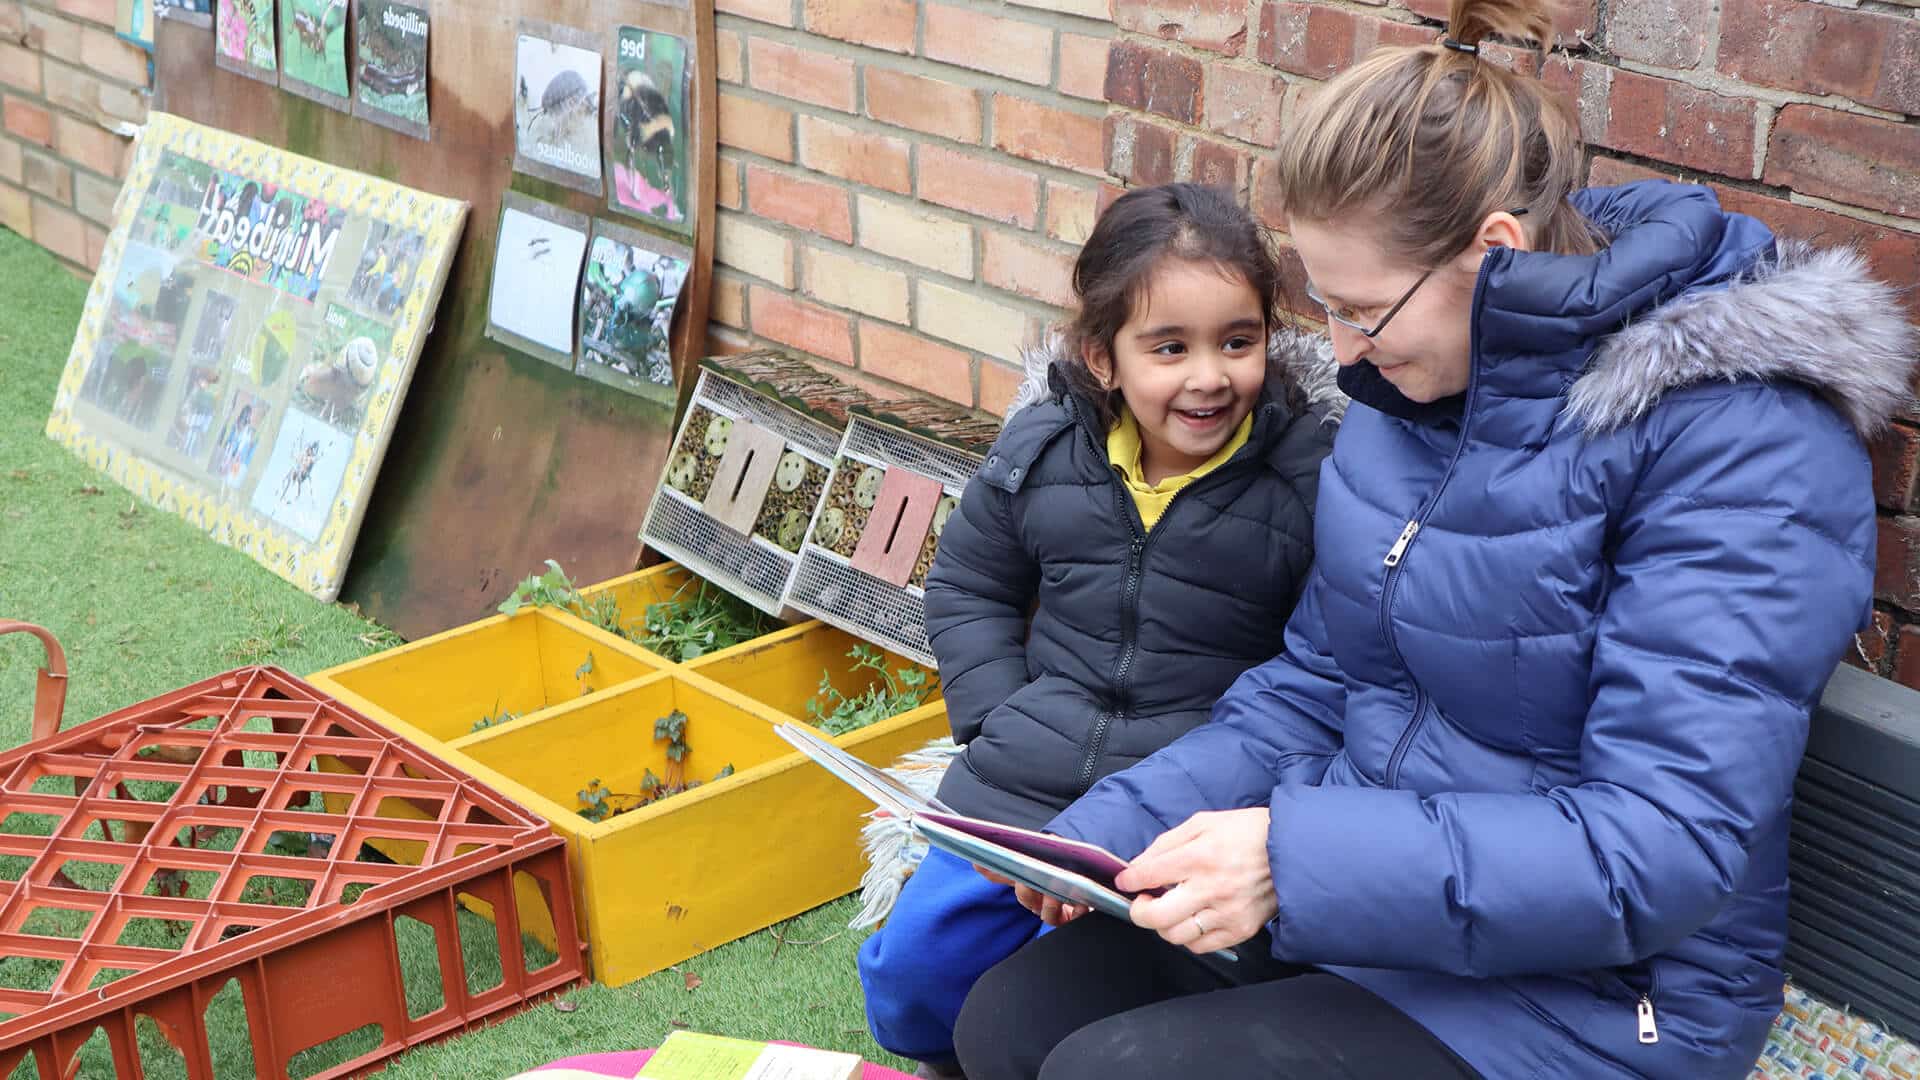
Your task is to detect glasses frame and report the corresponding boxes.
[1304,207,1530,340]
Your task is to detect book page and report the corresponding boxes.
[637,1032,763,1077]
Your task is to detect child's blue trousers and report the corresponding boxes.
[857,847,1047,1065]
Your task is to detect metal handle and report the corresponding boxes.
[0,620,69,742]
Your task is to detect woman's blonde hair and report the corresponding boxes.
[1275,0,1602,265]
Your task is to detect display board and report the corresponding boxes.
[152,0,718,638]
[45,112,468,602]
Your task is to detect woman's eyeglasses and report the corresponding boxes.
[1303,207,1529,339]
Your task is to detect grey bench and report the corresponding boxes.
[1753,662,1920,1076]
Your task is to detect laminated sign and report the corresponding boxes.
[45,113,468,601]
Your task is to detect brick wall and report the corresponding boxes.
[711,0,1920,686]
[709,0,1114,414]
[0,0,147,275]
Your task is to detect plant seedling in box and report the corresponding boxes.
[500,559,624,635]
[640,580,776,661]
[807,645,936,736]
[576,710,736,822]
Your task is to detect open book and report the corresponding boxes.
[775,723,1237,962]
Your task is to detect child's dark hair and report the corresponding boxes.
[1062,183,1284,427]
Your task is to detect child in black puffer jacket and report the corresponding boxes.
[857,183,1342,1078]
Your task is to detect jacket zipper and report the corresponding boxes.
[1635,965,1662,1044]
[1379,261,1495,789]
[1070,407,1263,794]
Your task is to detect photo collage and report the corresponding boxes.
[72,151,427,545]
[485,22,695,403]
[211,0,429,134]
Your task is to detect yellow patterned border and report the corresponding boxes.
[43,112,469,602]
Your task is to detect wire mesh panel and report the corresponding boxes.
[0,666,583,1080]
[639,356,863,616]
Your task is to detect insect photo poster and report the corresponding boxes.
[513,20,605,196]
[45,113,468,602]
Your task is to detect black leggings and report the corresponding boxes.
[952,914,1482,1080]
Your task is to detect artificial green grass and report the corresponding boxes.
[0,227,903,1077]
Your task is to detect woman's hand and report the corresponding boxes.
[1118,808,1278,954]
[974,864,1089,926]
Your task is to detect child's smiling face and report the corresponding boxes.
[1088,258,1267,485]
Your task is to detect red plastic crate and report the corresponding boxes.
[0,665,585,1078]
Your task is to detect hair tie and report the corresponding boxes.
[1441,37,1479,55]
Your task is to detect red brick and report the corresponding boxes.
[72,167,117,224]
[1764,106,1920,220]
[0,178,28,234]
[717,155,743,210]
[81,26,148,89]
[798,115,912,194]
[718,93,795,162]
[1877,516,1920,609]
[919,145,1041,228]
[747,163,853,243]
[0,3,20,36]
[82,26,147,86]
[1545,58,1756,179]
[716,29,743,84]
[1097,181,1126,218]
[1059,34,1108,101]
[978,358,1029,417]
[805,0,916,55]
[1045,180,1098,244]
[1871,423,1920,513]
[748,38,855,113]
[1105,114,1175,187]
[54,113,126,178]
[97,82,145,125]
[40,59,95,117]
[1719,0,1920,116]
[1258,2,1355,79]
[55,0,113,25]
[859,321,975,403]
[1608,0,1712,69]
[30,194,84,262]
[1188,136,1248,193]
[716,0,795,27]
[993,96,1105,176]
[1204,66,1284,148]
[0,40,42,94]
[21,145,69,202]
[1116,0,1249,55]
[1895,624,1920,692]
[1848,608,1894,675]
[1105,40,1203,125]
[82,221,105,269]
[1274,239,1314,318]
[983,229,1075,307]
[0,136,18,185]
[3,97,51,147]
[1251,155,1286,229]
[750,285,855,365]
[925,5,1054,86]
[708,325,753,356]
[866,68,982,144]
[712,274,748,329]
[22,12,75,66]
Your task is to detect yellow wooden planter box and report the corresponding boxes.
[684,619,945,724]
[342,668,948,985]
[308,606,670,744]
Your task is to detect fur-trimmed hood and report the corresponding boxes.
[1000,327,1348,427]
[1568,238,1916,437]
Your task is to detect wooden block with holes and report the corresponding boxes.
[851,469,944,587]
[702,421,787,536]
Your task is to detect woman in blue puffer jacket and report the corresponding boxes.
[949,0,1918,1076]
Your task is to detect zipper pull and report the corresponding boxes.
[1383,520,1419,567]
[1637,995,1659,1045]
